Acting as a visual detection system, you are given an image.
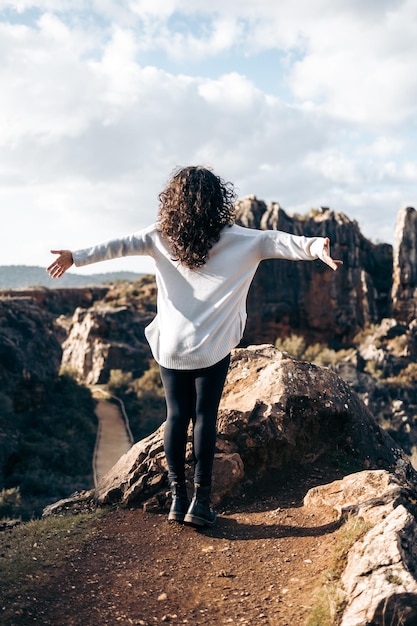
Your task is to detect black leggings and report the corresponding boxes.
[159,354,230,487]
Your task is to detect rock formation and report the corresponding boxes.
[392,206,417,322]
[61,305,153,384]
[2,286,110,316]
[305,470,417,625]
[58,276,157,384]
[235,197,393,345]
[330,317,417,456]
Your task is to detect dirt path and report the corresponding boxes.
[2,463,345,626]
[93,395,133,485]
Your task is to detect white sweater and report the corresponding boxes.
[72,223,327,370]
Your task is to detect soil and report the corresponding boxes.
[3,462,347,626]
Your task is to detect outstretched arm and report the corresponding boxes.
[46,249,74,279]
[322,237,343,271]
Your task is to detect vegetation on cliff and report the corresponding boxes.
[0,375,97,520]
[107,361,165,442]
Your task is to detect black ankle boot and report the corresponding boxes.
[184,484,217,527]
[168,482,189,522]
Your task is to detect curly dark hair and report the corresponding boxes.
[157,166,237,269]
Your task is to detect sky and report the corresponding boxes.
[1,0,417,275]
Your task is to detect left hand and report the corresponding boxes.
[322,237,343,271]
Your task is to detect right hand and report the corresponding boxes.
[46,250,74,278]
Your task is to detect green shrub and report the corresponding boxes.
[106,362,165,442]
[275,334,354,368]
[132,361,164,397]
[0,487,22,520]
[275,334,307,359]
[108,369,133,394]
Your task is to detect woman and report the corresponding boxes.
[47,165,342,527]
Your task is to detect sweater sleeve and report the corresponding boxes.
[259,230,326,262]
[72,226,154,268]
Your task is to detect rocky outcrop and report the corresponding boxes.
[331,317,417,455]
[305,470,417,625]
[92,345,415,508]
[61,305,154,384]
[392,206,417,323]
[236,197,393,344]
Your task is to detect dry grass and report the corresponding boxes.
[305,515,372,626]
[0,510,105,614]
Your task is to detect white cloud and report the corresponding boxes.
[0,0,416,274]
[198,73,262,110]
[124,0,417,127]
[359,136,406,158]
[378,160,417,184]
[90,27,142,108]
[304,151,361,186]
[151,16,244,60]
[0,15,101,145]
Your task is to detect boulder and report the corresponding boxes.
[341,504,417,625]
[305,470,417,626]
[304,469,413,525]
[94,345,416,508]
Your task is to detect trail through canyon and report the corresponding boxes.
[93,393,133,485]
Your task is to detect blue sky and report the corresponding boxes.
[1,0,417,274]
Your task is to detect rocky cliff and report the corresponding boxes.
[58,276,157,384]
[392,206,417,322]
[0,293,100,517]
[236,197,393,344]
[0,296,62,405]
[61,304,154,384]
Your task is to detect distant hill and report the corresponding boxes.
[0,265,144,289]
